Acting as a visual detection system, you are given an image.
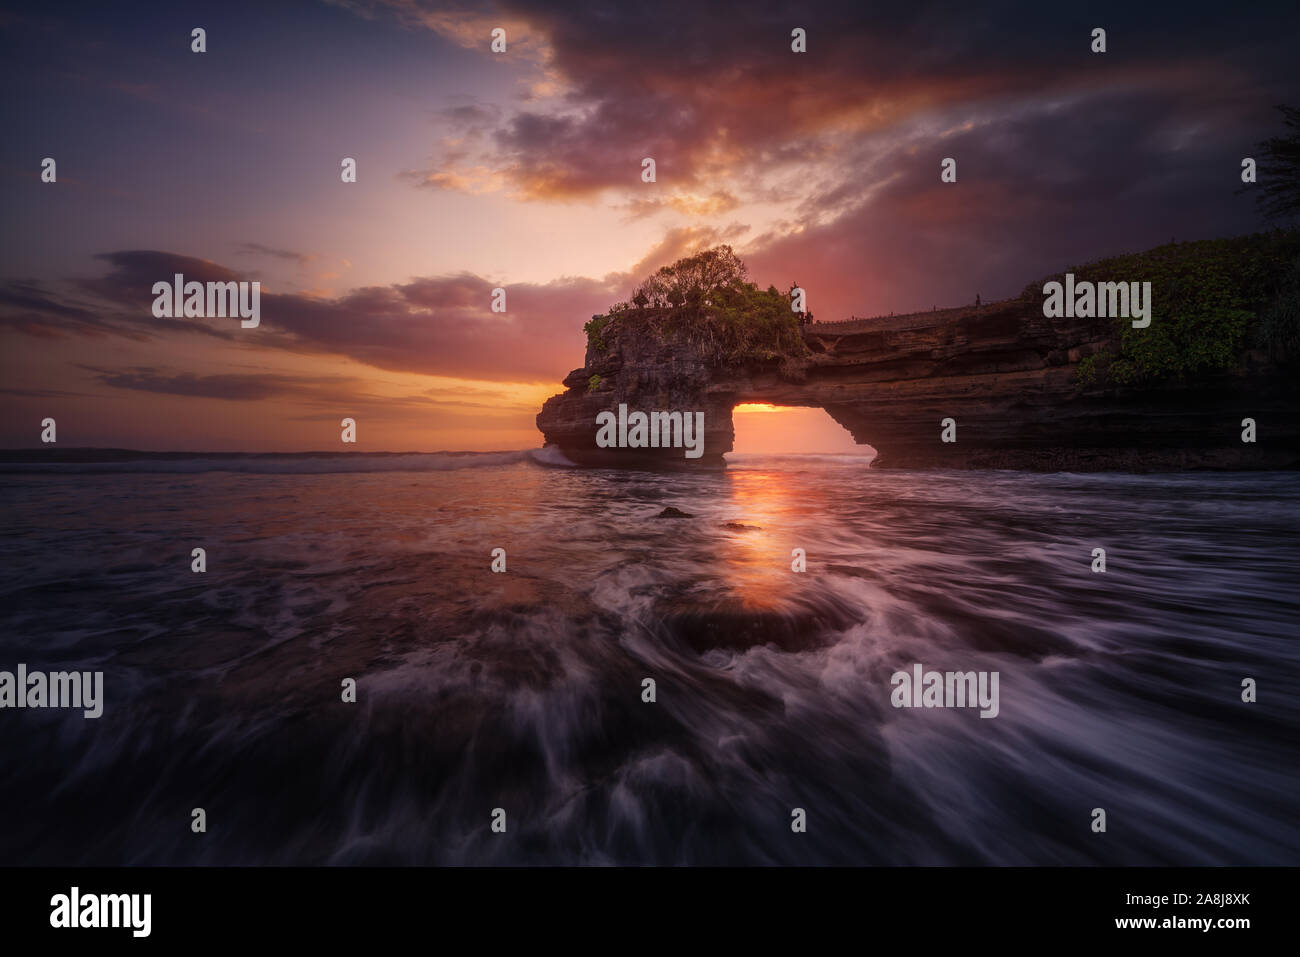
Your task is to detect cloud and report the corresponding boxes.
[621,190,742,221]
[236,243,317,266]
[0,223,798,386]
[382,0,1291,212]
[77,366,342,402]
[258,270,617,381]
[5,0,1299,380]
[742,82,1277,319]
[72,363,542,425]
[1,249,627,383]
[622,225,750,283]
[0,386,99,399]
[0,252,254,344]
[374,0,1297,327]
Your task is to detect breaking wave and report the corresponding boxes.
[0,449,534,474]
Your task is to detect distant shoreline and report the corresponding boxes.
[0,448,524,462]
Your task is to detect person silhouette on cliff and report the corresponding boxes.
[975,293,981,307]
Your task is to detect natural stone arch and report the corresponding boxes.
[537,295,1300,471]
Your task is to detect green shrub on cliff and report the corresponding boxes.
[1255,252,1300,364]
[583,315,611,352]
[1044,231,1300,386]
[589,246,809,366]
[1075,354,1100,386]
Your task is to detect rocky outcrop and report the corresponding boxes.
[536,295,1300,471]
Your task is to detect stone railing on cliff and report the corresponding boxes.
[807,300,1012,334]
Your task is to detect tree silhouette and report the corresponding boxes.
[597,247,810,365]
[626,246,748,310]
[1251,105,1300,224]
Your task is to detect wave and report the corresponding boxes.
[724,450,878,467]
[526,445,578,467]
[0,446,882,475]
[1,458,1296,864]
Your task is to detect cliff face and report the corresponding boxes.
[536,295,1300,471]
[535,317,738,467]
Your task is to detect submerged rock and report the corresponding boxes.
[656,595,855,654]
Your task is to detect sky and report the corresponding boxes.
[1,0,1297,452]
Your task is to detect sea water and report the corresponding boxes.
[0,452,1296,865]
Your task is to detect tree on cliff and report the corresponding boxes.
[622,245,749,310]
[1251,104,1300,224]
[594,246,809,370]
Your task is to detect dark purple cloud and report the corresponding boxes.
[378,0,1299,320]
[236,243,316,266]
[392,0,1299,204]
[0,249,626,383]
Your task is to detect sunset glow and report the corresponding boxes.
[1,2,1291,454]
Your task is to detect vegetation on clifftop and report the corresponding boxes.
[1069,104,1300,386]
[1249,104,1300,225]
[585,246,810,371]
[1024,231,1300,387]
[584,235,1300,390]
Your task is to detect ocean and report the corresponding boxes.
[1,451,1297,865]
